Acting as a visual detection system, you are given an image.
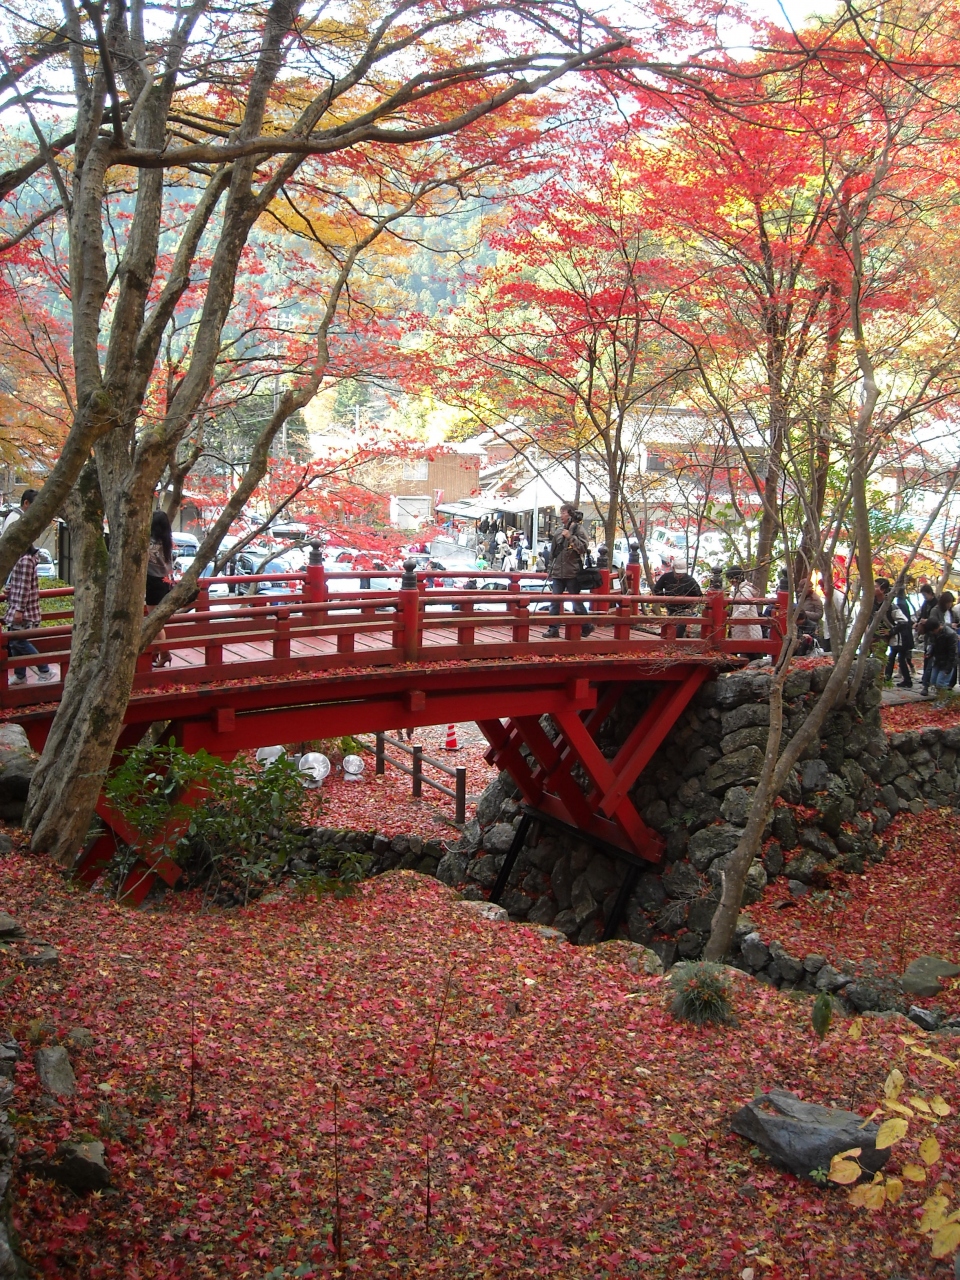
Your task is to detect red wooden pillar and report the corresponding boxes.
[399,559,420,663]
[303,541,327,603]
[703,565,725,647]
[776,568,790,654]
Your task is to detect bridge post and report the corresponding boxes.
[625,540,642,596]
[704,564,725,648]
[776,566,790,654]
[596,545,611,619]
[304,541,327,603]
[400,558,420,663]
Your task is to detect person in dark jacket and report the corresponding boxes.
[924,619,957,695]
[652,558,702,638]
[920,590,959,696]
[883,589,914,688]
[543,504,593,637]
[795,578,824,654]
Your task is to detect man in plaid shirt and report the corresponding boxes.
[6,547,53,683]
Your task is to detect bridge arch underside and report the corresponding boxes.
[19,654,739,903]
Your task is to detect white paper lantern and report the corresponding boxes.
[255,745,285,766]
[342,753,365,780]
[299,752,331,786]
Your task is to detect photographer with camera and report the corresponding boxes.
[543,504,594,638]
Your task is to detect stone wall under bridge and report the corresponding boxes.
[434,658,959,977]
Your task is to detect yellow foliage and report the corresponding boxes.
[874,1117,908,1149]
[884,1177,904,1204]
[919,1135,942,1166]
[883,1101,914,1119]
[931,1096,952,1117]
[848,1175,887,1210]
[847,1018,862,1040]
[919,1193,950,1233]
[883,1068,905,1101]
[931,1221,960,1258]
[902,1162,928,1182]
[828,1151,863,1185]
[908,1096,932,1114]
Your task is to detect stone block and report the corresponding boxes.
[704,746,765,794]
[688,823,742,870]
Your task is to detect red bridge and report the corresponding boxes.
[3,558,786,907]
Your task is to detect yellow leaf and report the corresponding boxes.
[828,1159,863,1185]
[875,1117,909,1149]
[908,1096,932,1114]
[920,1193,950,1233]
[883,1101,915,1118]
[919,1135,942,1166]
[885,1177,904,1204]
[899,1035,919,1045]
[931,1221,960,1259]
[884,1068,905,1101]
[848,1018,862,1041]
[849,1180,886,1210]
[902,1163,927,1182]
[931,1095,952,1117]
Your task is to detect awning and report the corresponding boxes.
[434,496,497,519]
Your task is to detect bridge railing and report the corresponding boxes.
[0,569,789,707]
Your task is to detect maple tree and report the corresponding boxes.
[0,0,661,863]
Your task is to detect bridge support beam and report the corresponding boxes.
[478,666,709,871]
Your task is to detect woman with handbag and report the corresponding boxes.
[543,505,594,638]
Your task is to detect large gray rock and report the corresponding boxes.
[708,856,767,905]
[0,914,23,940]
[481,823,516,856]
[720,703,770,735]
[730,1089,890,1180]
[0,753,35,808]
[769,941,804,983]
[715,672,771,709]
[632,874,666,912]
[721,786,755,826]
[800,759,831,793]
[526,895,557,926]
[689,823,742,870]
[783,849,830,886]
[466,855,501,888]
[41,1140,110,1193]
[901,955,960,998]
[458,900,508,924]
[551,854,574,911]
[0,724,29,755]
[34,1046,76,1097]
[570,874,598,925]
[584,854,620,900]
[704,747,765,794]
[741,932,770,970]
[662,860,702,899]
[435,850,469,887]
[721,726,770,755]
[475,777,508,827]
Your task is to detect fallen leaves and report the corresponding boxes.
[0,835,956,1279]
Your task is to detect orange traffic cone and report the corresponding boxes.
[444,724,459,751]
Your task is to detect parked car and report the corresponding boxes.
[171,531,200,558]
[36,548,57,579]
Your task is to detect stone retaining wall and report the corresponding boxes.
[429,659,959,985]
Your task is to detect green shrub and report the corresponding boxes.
[103,740,367,902]
[668,961,735,1025]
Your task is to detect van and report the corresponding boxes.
[171,531,200,557]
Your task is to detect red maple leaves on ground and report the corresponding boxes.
[1,819,957,1279]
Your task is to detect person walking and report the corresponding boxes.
[923,619,957,698]
[883,590,914,688]
[795,578,824,654]
[726,566,762,654]
[5,540,54,684]
[1,488,37,537]
[652,557,702,638]
[146,510,175,668]
[543,505,593,637]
